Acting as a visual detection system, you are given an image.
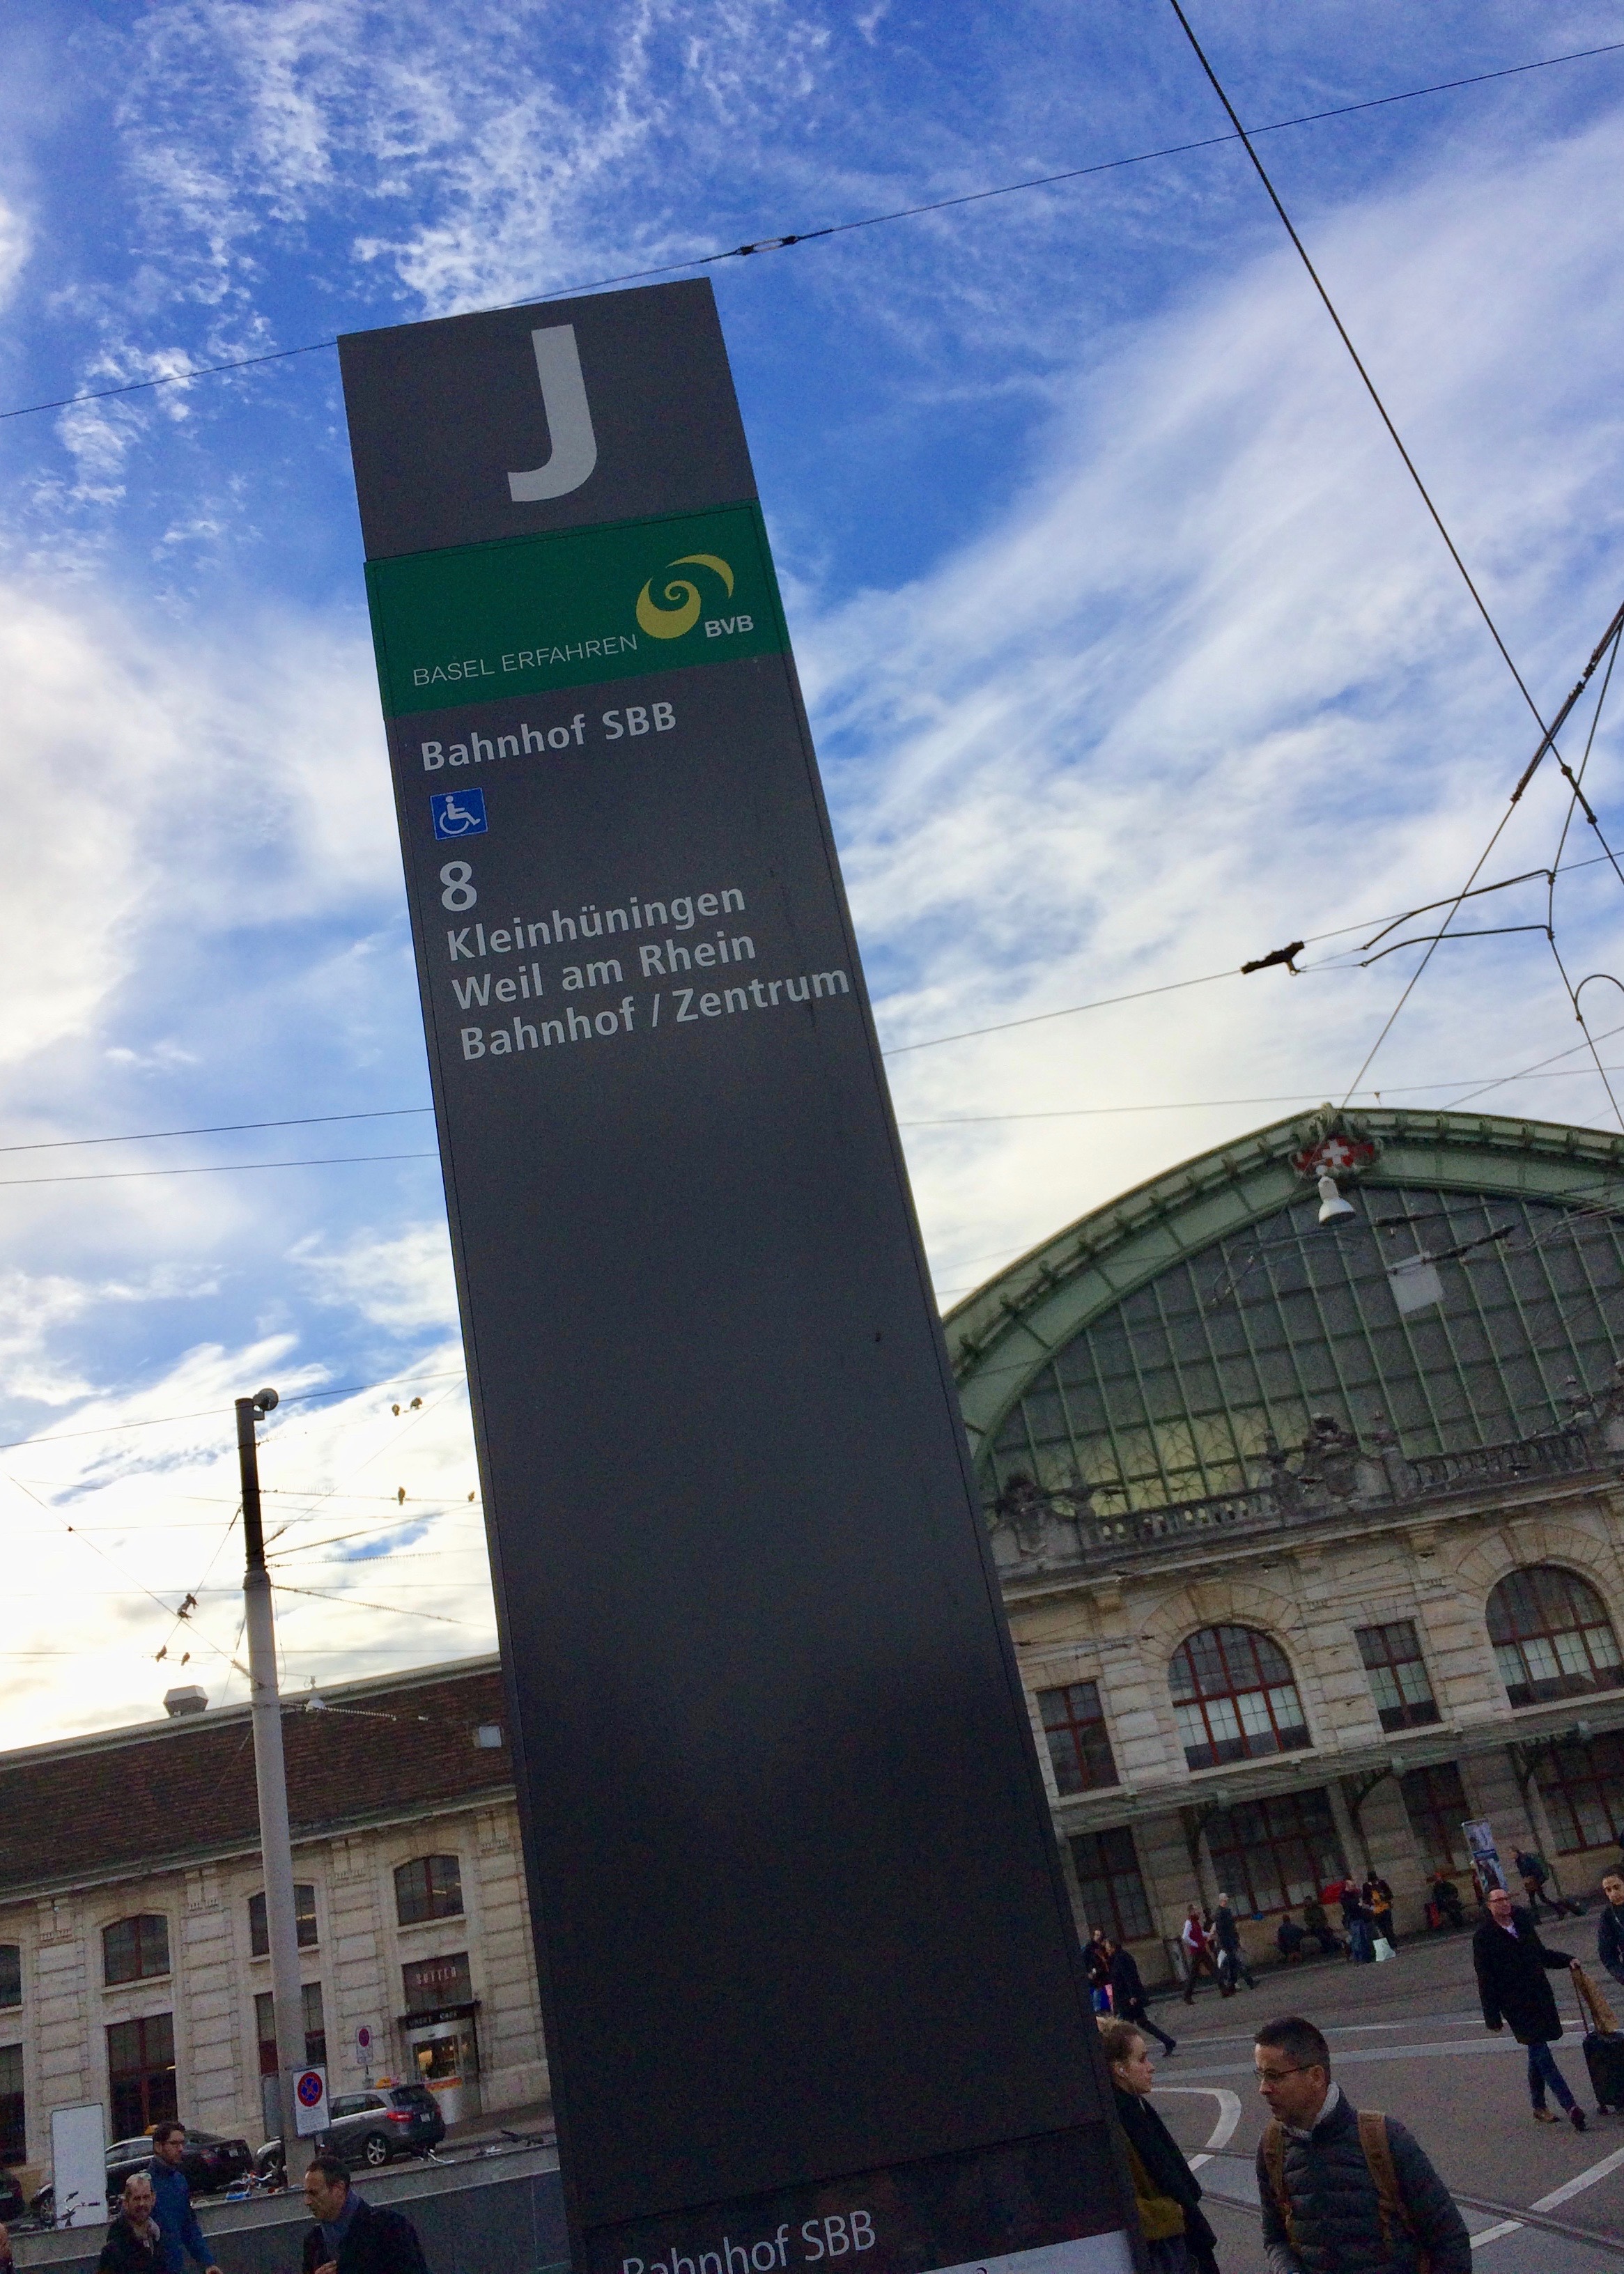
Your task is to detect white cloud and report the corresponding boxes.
[292,1223,457,1334]
[0,1330,490,1743]
[798,107,1624,1290]
[0,190,31,311]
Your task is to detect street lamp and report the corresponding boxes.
[237,1388,307,2181]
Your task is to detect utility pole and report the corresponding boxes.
[237,1388,307,2182]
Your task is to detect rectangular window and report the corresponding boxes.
[1356,1621,1441,1733]
[1068,1828,1152,1944]
[0,1949,19,2010]
[1398,1763,1470,1873]
[402,1952,472,2012]
[0,2045,22,2164]
[1037,1683,1120,1795]
[249,1885,318,1957]
[255,1985,327,2073]
[1536,1731,1624,1854]
[394,1855,464,1926]
[102,1917,170,1987]
[1207,1789,1346,1915]
[107,2015,176,2140]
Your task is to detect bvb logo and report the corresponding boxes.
[636,553,734,639]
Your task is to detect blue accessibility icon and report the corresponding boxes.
[431,789,488,840]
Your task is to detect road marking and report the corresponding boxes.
[1534,2140,1624,2210]
[1156,2087,1241,2165]
[1464,2140,1624,2252]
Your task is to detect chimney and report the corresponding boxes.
[163,1685,209,1718]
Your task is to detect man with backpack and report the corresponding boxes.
[1253,2013,1471,2274]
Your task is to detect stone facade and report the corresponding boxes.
[1003,1455,1624,1981]
[0,1662,548,2172]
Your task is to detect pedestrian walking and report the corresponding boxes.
[1472,1883,1587,2130]
[99,2175,166,2274]
[1180,1907,1228,2003]
[1515,1846,1582,1920]
[1107,1937,1177,2056]
[1212,1895,1255,1992]
[302,2156,429,2274]
[1252,2014,1471,2274]
[1598,1870,1624,1987]
[1084,1926,1113,2015]
[144,2124,222,2274]
[1099,2019,1218,2274]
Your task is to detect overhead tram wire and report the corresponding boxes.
[1166,3,1624,1114]
[0,1368,466,1453]
[4,846,1624,1179]
[1166,1,1556,746]
[1,38,1621,428]
[1337,601,1624,1120]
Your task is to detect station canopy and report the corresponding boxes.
[945,1109,1624,1520]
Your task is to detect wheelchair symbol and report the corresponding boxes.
[431,789,488,840]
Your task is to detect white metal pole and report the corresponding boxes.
[238,1391,309,2182]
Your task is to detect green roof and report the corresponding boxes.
[946,1107,1624,1480]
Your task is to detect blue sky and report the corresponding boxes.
[3,0,1624,1736]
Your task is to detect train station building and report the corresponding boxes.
[2,1105,1623,2169]
[951,1106,1624,1976]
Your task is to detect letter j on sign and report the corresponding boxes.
[338,279,1136,2274]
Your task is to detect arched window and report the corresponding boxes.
[1170,1625,1310,1770]
[394,1855,463,1926]
[1487,1565,1624,1708]
[102,1915,170,1986]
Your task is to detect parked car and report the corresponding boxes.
[32,2129,254,2224]
[322,2085,446,2167]
[107,2131,254,2199]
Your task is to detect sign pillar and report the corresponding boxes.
[339,280,1137,2274]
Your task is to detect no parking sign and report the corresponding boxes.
[293,2064,330,2137]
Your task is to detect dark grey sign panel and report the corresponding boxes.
[340,280,757,559]
[340,280,1136,2274]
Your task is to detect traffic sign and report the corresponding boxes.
[293,2064,329,2136]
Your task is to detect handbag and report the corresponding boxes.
[1372,1935,1395,1962]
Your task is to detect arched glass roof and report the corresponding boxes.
[946,1108,1624,1517]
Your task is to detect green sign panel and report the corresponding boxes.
[365,500,787,716]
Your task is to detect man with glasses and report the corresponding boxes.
[1253,2015,1469,2273]
[1473,1882,1586,2128]
[144,2126,222,2274]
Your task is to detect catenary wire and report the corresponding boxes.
[896,1044,1624,1124]
[1166,0,1553,745]
[1,39,1620,426]
[0,1368,465,1453]
[2,850,1617,1165]
[1336,601,1624,1111]
[0,1147,439,1189]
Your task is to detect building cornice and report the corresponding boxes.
[1046,1695,1624,1834]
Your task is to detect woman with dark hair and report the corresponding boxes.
[1099,2018,1219,2273]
